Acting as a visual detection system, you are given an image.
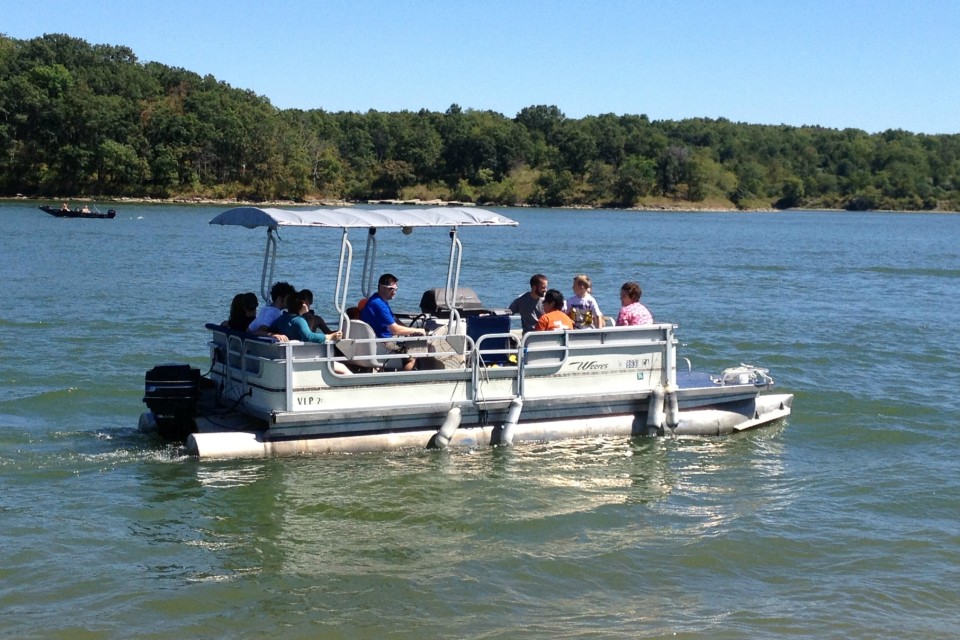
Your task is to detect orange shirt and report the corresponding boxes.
[535,310,574,331]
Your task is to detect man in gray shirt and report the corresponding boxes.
[509,273,548,333]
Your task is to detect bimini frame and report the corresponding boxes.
[209,206,519,332]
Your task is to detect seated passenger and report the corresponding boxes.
[535,289,574,331]
[249,281,295,341]
[616,281,653,326]
[225,292,259,332]
[300,288,353,361]
[300,288,334,333]
[568,274,603,329]
[271,290,351,375]
[360,273,425,371]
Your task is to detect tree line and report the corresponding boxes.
[2,33,959,211]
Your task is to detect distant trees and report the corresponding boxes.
[1,33,959,211]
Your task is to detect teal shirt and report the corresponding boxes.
[271,312,327,344]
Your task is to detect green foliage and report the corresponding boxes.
[614,157,656,206]
[0,33,958,211]
[776,176,805,209]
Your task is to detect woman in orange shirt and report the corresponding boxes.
[535,289,574,331]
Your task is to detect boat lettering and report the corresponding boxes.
[571,360,609,371]
[296,396,322,406]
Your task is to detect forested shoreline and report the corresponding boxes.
[3,33,959,212]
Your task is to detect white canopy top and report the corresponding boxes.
[209,206,518,229]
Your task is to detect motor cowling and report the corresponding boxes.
[143,364,201,441]
[419,287,484,315]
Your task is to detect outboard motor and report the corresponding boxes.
[419,287,485,316]
[143,364,201,441]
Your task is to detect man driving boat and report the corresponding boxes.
[360,273,425,371]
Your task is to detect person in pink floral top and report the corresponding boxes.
[615,281,653,326]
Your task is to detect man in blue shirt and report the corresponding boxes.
[360,273,425,370]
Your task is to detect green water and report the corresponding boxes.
[1,202,958,638]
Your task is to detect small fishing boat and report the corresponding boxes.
[40,205,116,219]
[139,206,793,459]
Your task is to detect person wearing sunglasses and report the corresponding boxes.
[360,273,425,371]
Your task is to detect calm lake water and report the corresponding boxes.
[1,201,959,639]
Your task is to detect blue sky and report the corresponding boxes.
[6,0,959,134]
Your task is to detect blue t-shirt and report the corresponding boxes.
[360,293,395,338]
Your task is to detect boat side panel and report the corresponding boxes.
[204,323,775,441]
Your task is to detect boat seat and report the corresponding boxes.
[204,322,279,343]
[341,319,400,370]
[466,314,513,365]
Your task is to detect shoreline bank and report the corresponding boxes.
[5,194,955,214]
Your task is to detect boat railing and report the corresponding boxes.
[208,323,276,370]
[209,322,467,380]
[336,331,469,371]
[208,322,678,413]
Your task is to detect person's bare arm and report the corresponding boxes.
[388,322,424,337]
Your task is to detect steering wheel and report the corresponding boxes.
[405,313,427,328]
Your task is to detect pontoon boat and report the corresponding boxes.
[139,206,793,458]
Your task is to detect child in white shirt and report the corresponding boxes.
[567,274,603,329]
